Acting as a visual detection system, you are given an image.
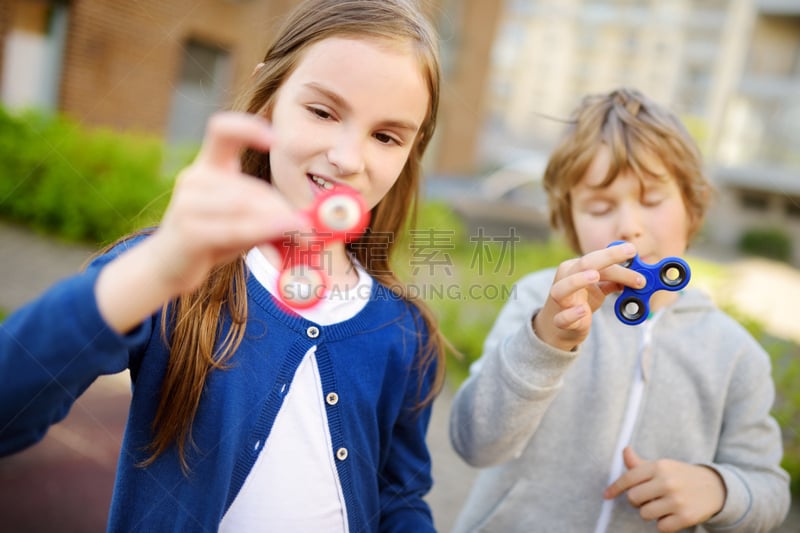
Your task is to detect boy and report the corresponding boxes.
[449,88,790,532]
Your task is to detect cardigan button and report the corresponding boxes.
[306,326,320,338]
[336,447,348,461]
[326,392,339,405]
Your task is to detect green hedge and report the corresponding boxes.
[395,202,572,381]
[739,227,793,263]
[0,107,173,245]
[726,309,800,495]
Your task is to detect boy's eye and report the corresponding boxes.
[642,194,665,207]
[586,201,612,216]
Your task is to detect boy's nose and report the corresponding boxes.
[616,204,644,241]
[327,135,365,176]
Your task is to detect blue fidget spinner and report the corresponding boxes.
[608,241,691,326]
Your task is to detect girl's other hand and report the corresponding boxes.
[532,242,644,351]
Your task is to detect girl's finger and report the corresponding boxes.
[196,112,274,170]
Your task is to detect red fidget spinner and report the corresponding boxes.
[271,186,370,311]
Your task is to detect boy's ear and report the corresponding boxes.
[252,62,266,77]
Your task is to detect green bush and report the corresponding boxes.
[739,227,792,263]
[0,107,174,245]
[724,306,800,494]
[770,342,800,495]
[395,202,572,381]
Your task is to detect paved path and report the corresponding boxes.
[0,222,96,312]
[0,222,796,531]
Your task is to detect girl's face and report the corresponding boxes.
[267,37,429,211]
[571,145,690,264]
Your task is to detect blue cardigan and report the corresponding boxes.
[0,241,437,532]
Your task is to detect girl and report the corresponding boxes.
[0,0,447,531]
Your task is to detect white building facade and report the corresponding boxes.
[482,0,800,264]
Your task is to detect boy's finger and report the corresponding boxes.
[551,269,600,302]
[196,112,274,170]
[594,242,647,288]
[580,242,637,273]
[604,453,651,500]
[604,472,633,500]
[599,263,646,290]
[623,446,644,469]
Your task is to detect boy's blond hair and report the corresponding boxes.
[543,87,713,253]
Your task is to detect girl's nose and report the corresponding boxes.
[327,134,365,176]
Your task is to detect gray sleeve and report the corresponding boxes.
[449,270,579,467]
[703,327,791,531]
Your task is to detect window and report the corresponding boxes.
[739,190,770,211]
[1,1,68,111]
[786,197,800,219]
[166,39,231,147]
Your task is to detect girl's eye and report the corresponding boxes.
[374,132,401,146]
[308,106,333,120]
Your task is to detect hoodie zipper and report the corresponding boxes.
[593,309,663,533]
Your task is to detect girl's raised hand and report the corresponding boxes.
[150,111,308,294]
[532,242,644,351]
[96,112,309,333]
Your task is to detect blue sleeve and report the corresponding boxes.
[378,321,438,533]
[0,249,153,456]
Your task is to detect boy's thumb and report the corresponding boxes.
[623,446,643,469]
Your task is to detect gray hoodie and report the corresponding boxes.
[450,268,790,532]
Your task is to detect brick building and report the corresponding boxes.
[1,0,298,144]
[0,0,499,176]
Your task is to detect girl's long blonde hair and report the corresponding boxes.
[131,0,446,471]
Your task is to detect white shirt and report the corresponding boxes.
[219,248,372,532]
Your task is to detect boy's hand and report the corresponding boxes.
[532,242,643,351]
[604,447,726,532]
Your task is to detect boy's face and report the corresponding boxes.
[570,145,690,263]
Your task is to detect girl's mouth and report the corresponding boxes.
[309,174,335,191]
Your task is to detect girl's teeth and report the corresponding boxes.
[312,176,334,190]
